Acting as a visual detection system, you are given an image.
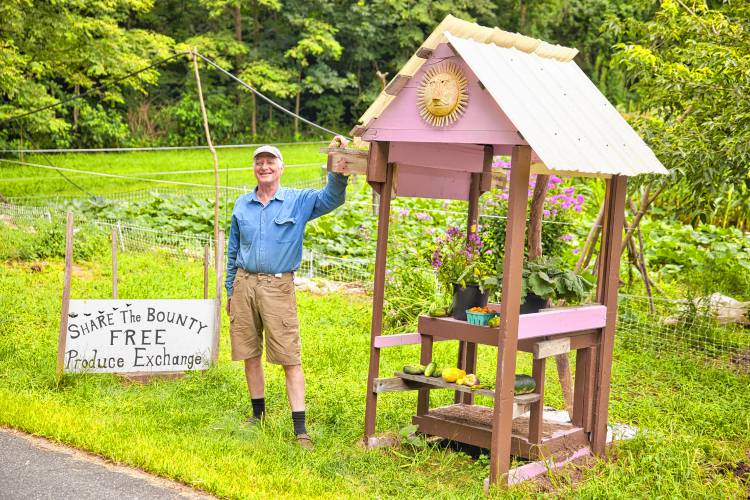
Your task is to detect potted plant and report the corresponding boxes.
[431,225,497,320]
[485,255,594,314]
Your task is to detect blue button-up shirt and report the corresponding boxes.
[225,172,348,297]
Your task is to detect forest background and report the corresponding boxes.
[2,0,749,229]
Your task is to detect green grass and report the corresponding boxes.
[0,143,327,199]
[1,244,748,498]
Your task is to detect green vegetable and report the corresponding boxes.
[514,374,536,394]
[403,364,425,375]
[432,367,443,378]
[424,362,437,377]
[428,307,448,317]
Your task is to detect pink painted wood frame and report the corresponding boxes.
[394,164,472,200]
[389,142,485,172]
[362,45,525,146]
[373,305,605,348]
[373,333,447,348]
[516,305,606,340]
[506,446,591,485]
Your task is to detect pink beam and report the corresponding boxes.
[517,305,606,339]
[372,333,447,348]
[506,446,592,485]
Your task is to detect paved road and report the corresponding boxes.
[0,428,214,500]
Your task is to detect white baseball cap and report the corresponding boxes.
[253,145,283,163]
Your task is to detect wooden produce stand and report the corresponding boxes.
[339,15,667,489]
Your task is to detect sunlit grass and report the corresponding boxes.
[0,143,326,199]
[0,246,748,498]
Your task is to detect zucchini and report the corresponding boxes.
[514,374,536,394]
[403,364,425,375]
[424,362,437,377]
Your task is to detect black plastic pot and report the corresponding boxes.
[520,293,547,314]
[451,283,489,321]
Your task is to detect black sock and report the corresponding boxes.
[251,398,265,419]
[292,410,307,435]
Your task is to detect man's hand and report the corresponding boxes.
[226,297,231,315]
[329,135,349,149]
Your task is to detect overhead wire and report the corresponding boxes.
[1,52,191,126]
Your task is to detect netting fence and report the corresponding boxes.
[1,200,747,373]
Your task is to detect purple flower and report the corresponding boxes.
[398,208,410,217]
[388,309,397,316]
[446,226,461,237]
[415,212,431,221]
[576,194,585,203]
[564,187,575,195]
[572,248,580,255]
[543,209,551,218]
[560,234,573,241]
[549,175,562,184]
[574,205,583,212]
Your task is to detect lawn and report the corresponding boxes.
[0,142,327,200]
[0,244,748,499]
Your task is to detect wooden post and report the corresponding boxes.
[490,145,531,486]
[528,357,546,444]
[112,226,118,299]
[203,244,210,299]
[364,141,392,440]
[590,175,627,455]
[191,50,221,290]
[212,230,224,364]
[416,334,433,416]
[456,170,482,405]
[56,211,74,380]
[572,345,596,432]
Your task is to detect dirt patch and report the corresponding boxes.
[0,214,17,229]
[730,350,750,372]
[716,450,750,489]
[533,454,598,492]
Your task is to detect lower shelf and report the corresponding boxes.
[413,404,588,461]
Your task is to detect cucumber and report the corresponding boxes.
[432,367,443,378]
[428,307,448,317]
[403,364,425,375]
[424,362,437,377]
[514,374,536,394]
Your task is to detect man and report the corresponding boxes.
[225,136,349,449]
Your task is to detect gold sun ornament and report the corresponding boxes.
[417,62,469,127]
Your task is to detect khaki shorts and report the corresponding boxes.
[229,269,301,365]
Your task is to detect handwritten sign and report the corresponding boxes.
[62,299,215,374]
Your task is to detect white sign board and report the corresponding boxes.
[62,299,215,374]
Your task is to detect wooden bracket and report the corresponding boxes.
[533,338,571,359]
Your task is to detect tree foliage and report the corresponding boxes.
[614,0,750,226]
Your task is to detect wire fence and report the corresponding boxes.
[5,175,327,206]
[616,294,749,372]
[1,200,747,373]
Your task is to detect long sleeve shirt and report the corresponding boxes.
[225,172,348,297]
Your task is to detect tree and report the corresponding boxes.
[613,0,750,227]
[284,18,343,138]
[0,0,174,148]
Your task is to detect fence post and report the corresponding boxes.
[203,244,210,299]
[112,226,118,299]
[117,221,125,252]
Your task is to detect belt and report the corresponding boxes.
[237,268,292,278]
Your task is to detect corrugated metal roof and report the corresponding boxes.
[354,15,577,133]
[445,33,667,176]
